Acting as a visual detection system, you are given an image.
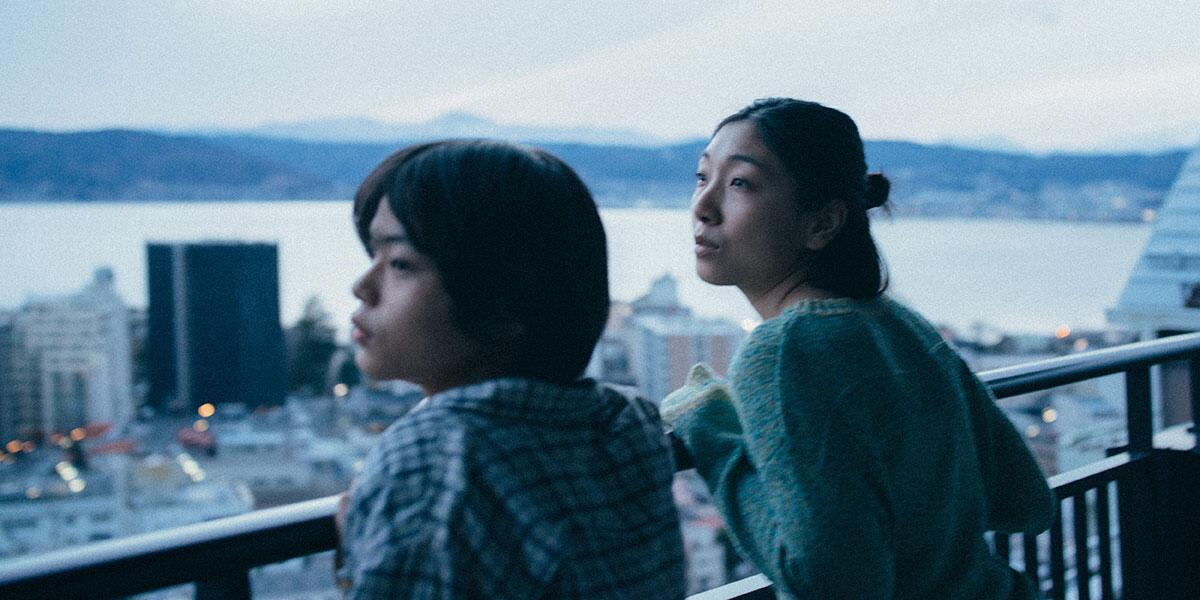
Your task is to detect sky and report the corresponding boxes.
[2,0,1197,153]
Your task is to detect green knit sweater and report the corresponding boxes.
[663,295,1054,599]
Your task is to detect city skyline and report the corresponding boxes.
[1,1,1197,153]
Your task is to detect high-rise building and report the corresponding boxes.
[147,242,286,412]
[1108,142,1200,428]
[0,268,133,437]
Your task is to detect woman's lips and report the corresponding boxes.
[694,237,719,258]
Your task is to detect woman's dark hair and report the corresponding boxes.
[353,139,609,385]
[716,98,890,298]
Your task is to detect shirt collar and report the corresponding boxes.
[421,377,620,424]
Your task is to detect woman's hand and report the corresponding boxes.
[660,363,730,427]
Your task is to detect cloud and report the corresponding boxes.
[375,1,1200,151]
[3,1,1196,151]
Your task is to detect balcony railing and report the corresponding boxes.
[2,332,1199,599]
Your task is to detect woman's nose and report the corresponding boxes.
[691,184,720,225]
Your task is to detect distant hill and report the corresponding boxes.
[189,112,665,146]
[0,129,334,201]
[205,135,707,203]
[0,127,1189,220]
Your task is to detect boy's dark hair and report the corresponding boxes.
[353,139,609,385]
[717,98,890,299]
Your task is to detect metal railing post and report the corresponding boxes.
[1189,355,1200,441]
[1125,366,1153,454]
[1119,364,1159,597]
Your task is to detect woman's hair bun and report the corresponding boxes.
[863,172,890,209]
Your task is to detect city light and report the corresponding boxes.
[193,419,209,433]
[21,441,35,453]
[198,403,216,418]
[25,486,42,500]
[1025,424,1041,438]
[56,461,81,481]
[1073,338,1089,352]
[1054,325,1071,339]
[70,427,86,442]
[5,440,20,453]
[1041,408,1058,424]
[333,383,349,397]
[68,479,86,493]
[176,453,206,483]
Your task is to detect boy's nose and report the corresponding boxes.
[351,267,376,305]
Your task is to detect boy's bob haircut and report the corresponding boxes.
[353,139,610,385]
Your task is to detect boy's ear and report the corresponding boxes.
[803,200,848,251]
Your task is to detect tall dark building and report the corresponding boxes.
[147,242,286,412]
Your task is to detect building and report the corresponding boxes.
[0,311,19,442]
[0,472,123,559]
[147,242,286,413]
[1108,142,1200,427]
[0,452,254,560]
[0,268,134,438]
[607,275,745,404]
[627,314,744,405]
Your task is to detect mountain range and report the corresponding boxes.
[0,115,1190,221]
[185,113,665,147]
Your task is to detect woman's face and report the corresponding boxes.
[691,120,817,299]
[350,201,492,395]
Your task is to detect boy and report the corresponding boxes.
[337,140,686,599]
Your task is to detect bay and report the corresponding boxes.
[0,201,1151,338]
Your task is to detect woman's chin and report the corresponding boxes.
[695,264,734,286]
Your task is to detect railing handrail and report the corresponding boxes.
[0,494,340,597]
[3,331,1199,597]
[979,331,1200,399]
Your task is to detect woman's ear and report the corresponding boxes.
[803,200,848,251]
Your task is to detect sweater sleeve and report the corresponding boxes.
[664,364,775,572]
[671,327,897,599]
[960,363,1056,534]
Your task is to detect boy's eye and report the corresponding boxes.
[389,259,414,272]
[695,172,707,186]
[730,177,748,188]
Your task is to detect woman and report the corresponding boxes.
[663,98,1054,599]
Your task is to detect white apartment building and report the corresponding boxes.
[5,267,133,436]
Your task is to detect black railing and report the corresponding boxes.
[2,332,1199,599]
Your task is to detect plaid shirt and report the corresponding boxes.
[339,378,686,599]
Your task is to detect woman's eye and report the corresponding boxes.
[695,172,707,186]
